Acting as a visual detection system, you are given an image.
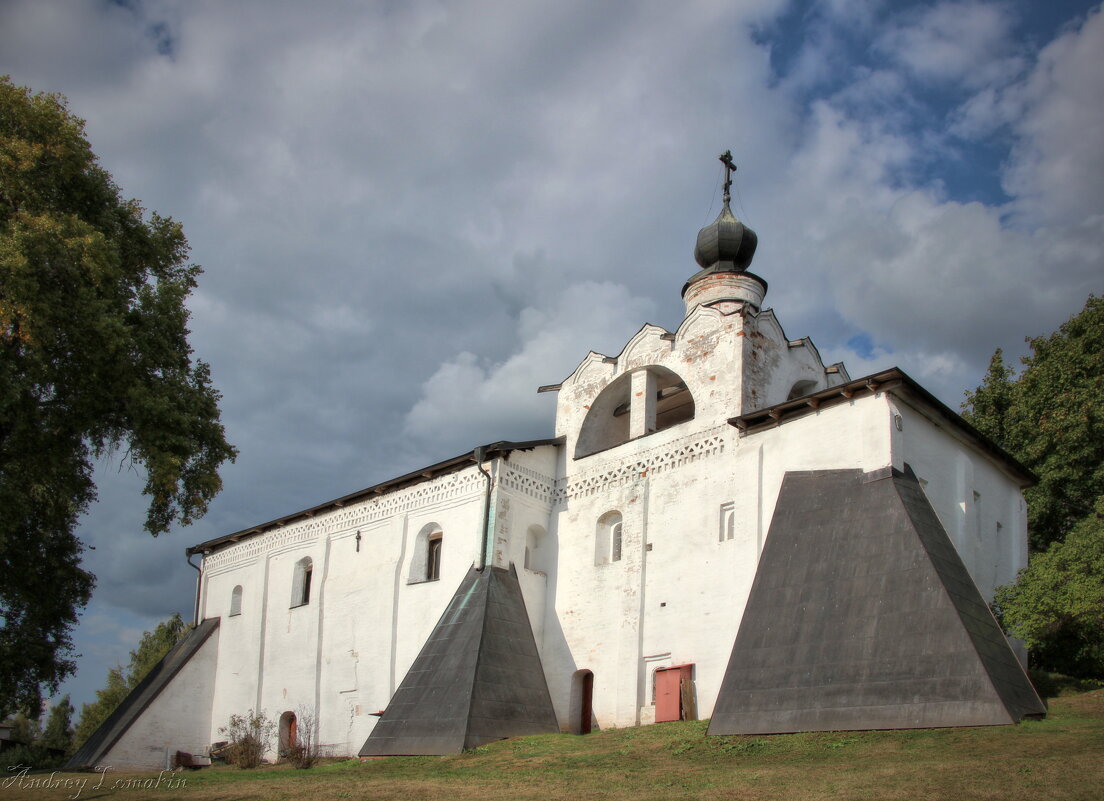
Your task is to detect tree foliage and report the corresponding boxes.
[72,667,128,750]
[42,694,75,753]
[74,613,191,747]
[9,709,40,745]
[963,296,1104,550]
[0,76,235,715]
[964,295,1104,678]
[3,708,62,770]
[994,497,1104,678]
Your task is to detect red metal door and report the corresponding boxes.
[655,665,694,722]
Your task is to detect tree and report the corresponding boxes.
[0,76,236,715]
[965,295,1104,678]
[125,612,191,681]
[72,667,128,750]
[961,349,1015,446]
[9,709,40,745]
[42,694,75,753]
[963,296,1104,550]
[994,496,1104,678]
[74,613,192,747]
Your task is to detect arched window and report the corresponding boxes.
[576,366,694,458]
[229,585,243,616]
[719,502,735,542]
[291,557,312,608]
[409,523,444,583]
[524,524,548,573]
[595,511,623,566]
[427,531,443,581]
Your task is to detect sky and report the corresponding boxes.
[0,0,1101,715]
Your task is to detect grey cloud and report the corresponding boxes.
[0,0,1098,712]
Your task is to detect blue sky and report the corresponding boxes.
[0,0,1101,716]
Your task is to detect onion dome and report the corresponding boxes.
[681,152,767,316]
[693,200,758,272]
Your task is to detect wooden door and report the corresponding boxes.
[579,671,594,734]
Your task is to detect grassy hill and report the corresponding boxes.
[8,686,1103,801]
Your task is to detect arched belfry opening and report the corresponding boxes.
[787,379,818,401]
[575,366,694,458]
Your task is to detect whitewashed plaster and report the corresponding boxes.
[123,292,1030,757]
[99,628,220,770]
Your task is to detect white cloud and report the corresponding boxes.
[1002,7,1104,227]
[404,281,656,453]
[766,7,1102,402]
[876,1,1026,89]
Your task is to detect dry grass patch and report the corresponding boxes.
[5,690,1102,801]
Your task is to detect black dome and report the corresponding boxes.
[693,202,757,272]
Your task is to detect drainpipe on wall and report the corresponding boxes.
[186,550,202,626]
[473,446,493,570]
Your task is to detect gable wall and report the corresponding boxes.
[741,310,841,412]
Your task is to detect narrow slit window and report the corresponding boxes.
[408,524,444,583]
[719,502,736,542]
[291,557,313,607]
[596,511,623,565]
[525,524,548,573]
[427,533,443,581]
[229,585,243,617]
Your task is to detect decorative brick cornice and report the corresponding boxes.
[554,425,729,503]
[499,462,556,506]
[203,468,486,570]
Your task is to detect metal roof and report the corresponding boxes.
[728,367,1036,486]
[186,437,562,557]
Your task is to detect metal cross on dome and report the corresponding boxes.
[719,150,736,204]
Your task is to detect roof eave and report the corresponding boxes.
[187,437,564,557]
[728,368,1036,487]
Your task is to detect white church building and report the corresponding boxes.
[69,158,1044,769]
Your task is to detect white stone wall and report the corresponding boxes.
[100,628,220,771]
[886,392,1030,600]
[200,464,491,758]
[740,309,848,412]
[491,446,559,654]
[143,303,1030,757]
[545,393,895,731]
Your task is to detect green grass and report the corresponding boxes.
[7,689,1103,801]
